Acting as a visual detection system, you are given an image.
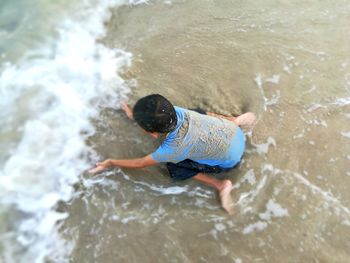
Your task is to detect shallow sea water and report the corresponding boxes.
[61,0,350,262]
[1,0,350,262]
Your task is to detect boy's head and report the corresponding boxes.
[133,94,177,134]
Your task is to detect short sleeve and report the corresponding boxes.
[151,142,185,163]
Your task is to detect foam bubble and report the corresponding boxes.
[240,169,257,185]
[265,75,280,84]
[249,136,276,155]
[254,74,281,111]
[341,132,350,138]
[242,221,268,234]
[237,175,268,208]
[120,173,189,195]
[259,199,289,221]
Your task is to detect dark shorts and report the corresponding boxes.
[166,159,233,181]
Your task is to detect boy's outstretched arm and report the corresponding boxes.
[88,154,158,174]
[121,102,133,120]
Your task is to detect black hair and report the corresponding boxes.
[133,94,177,133]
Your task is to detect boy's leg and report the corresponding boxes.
[233,112,256,129]
[193,173,234,215]
[207,111,256,130]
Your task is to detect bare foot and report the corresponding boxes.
[207,112,238,123]
[219,180,234,215]
[234,112,257,131]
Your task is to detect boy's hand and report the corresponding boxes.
[88,159,112,174]
[121,102,133,120]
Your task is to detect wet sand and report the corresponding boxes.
[60,0,350,262]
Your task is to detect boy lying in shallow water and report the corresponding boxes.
[89,94,256,214]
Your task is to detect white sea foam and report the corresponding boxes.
[262,164,350,216]
[265,75,280,84]
[293,129,305,139]
[304,97,350,114]
[118,171,190,195]
[242,221,268,234]
[292,172,350,215]
[136,181,189,195]
[0,0,133,262]
[241,163,350,235]
[331,97,350,107]
[250,136,276,155]
[237,175,268,208]
[303,85,317,94]
[304,103,325,113]
[265,90,281,106]
[240,169,257,185]
[254,74,281,111]
[215,223,226,232]
[341,131,350,138]
[259,199,289,221]
[128,0,149,5]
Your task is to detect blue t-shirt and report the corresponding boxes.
[151,107,245,168]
